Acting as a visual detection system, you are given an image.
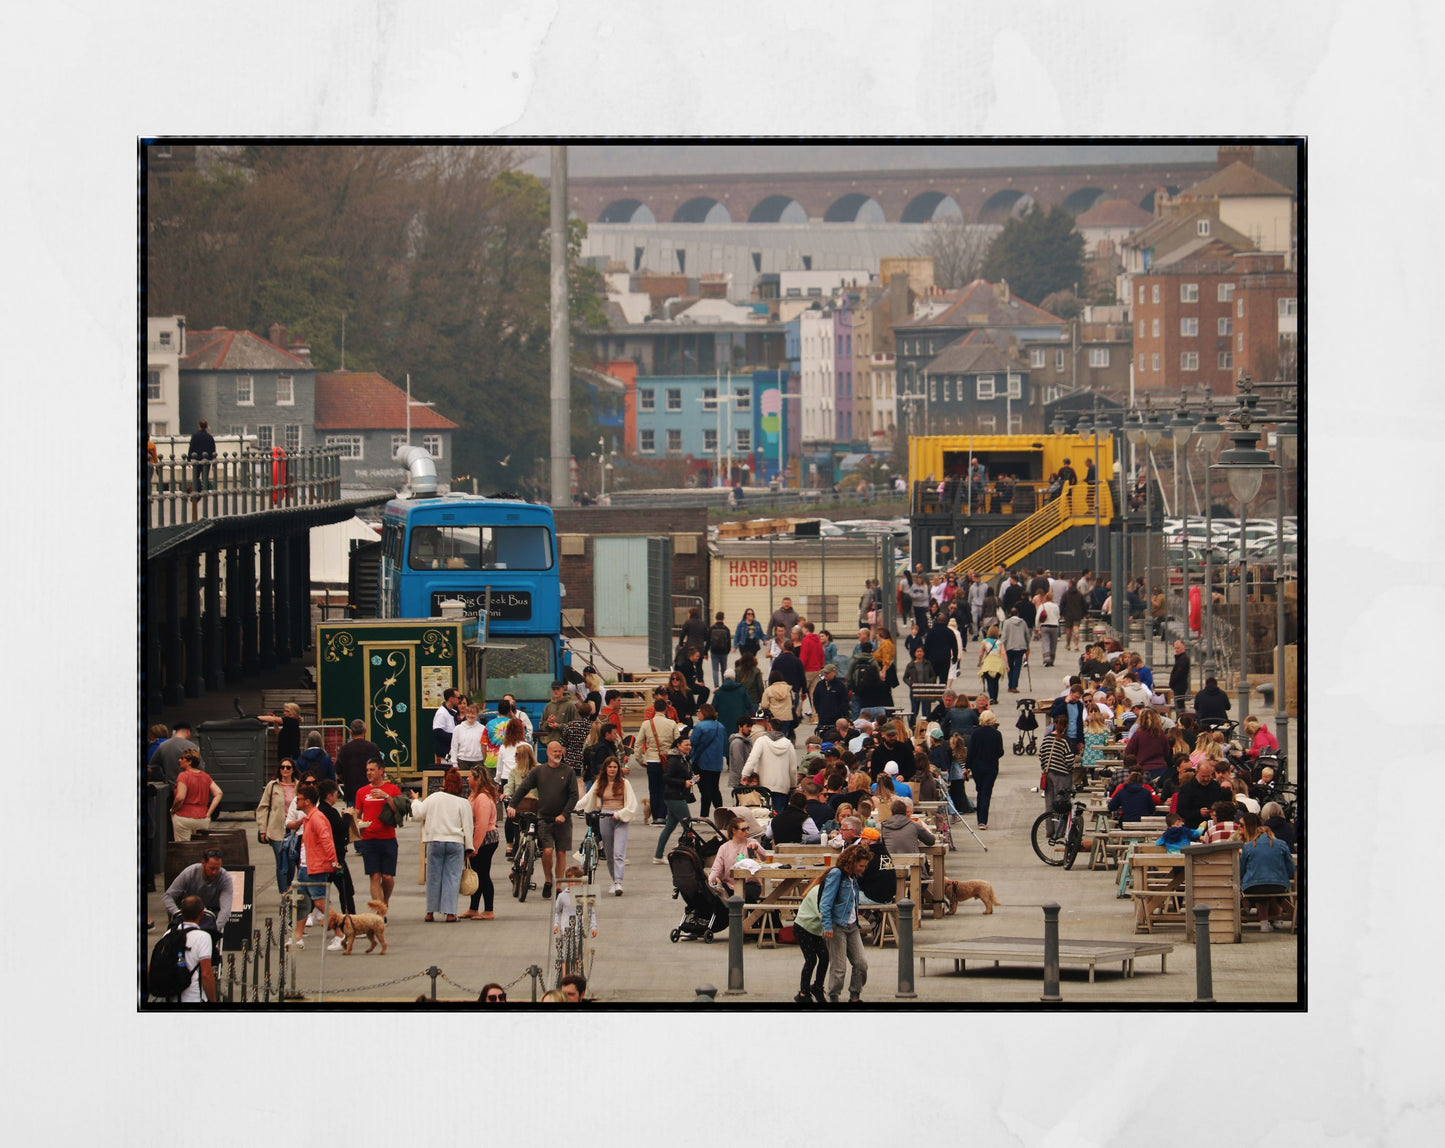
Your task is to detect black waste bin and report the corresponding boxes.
[144,780,170,886]
[196,719,269,812]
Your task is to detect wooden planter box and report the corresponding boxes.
[1182,840,1243,944]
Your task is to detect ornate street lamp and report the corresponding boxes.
[1167,400,1197,672]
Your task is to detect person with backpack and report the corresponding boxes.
[706,611,733,688]
[792,865,832,1004]
[149,894,216,1003]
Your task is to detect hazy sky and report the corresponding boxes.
[518,143,1217,178]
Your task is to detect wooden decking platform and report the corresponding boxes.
[915,936,1174,983]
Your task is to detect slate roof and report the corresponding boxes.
[1126,208,1253,256]
[313,371,459,431]
[182,329,310,371]
[895,279,1063,330]
[923,330,1028,375]
[1183,161,1294,200]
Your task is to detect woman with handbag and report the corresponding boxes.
[462,768,501,919]
[579,756,640,895]
[652,736,697,863]
[255,758,299,893]
[408,767,475,923]
[634,689,682,827]
[976,624,1006,703]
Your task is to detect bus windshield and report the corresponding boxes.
[481,636,557,702]
[408,525,553,571]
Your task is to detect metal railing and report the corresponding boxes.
[147,448,345,528]
[951,482,1114,575]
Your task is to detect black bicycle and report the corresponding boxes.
[576,810,602,885]
[1031,787,1086,870]
[510,812,539,902]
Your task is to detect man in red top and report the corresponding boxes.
[354,759,402,915]
[798,620,825,719]
[170,749,223,841]
[290,783,336,948]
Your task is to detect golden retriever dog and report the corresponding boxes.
[327,899,389,954]
[943,879,1002,915]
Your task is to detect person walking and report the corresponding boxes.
[288,784,335,949]
[1037,595,1061,667]
[254,758,299,893]
[707,612,733,688]
[968,710,1004,828]
[792,867,832,1004]
[688,703,727,817]
[634,689,682,827]
[976,625,1006,703]
[579,756,639,896]
[652,739,696,863]
[1061,581,1087,652]
[461,768,501,920]
[1001,606,1031,694]
[408,767,474,923]
[171,749,222,842]
[820,842,871,1003]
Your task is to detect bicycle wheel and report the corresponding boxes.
[1030,810,1067,866]
[1063,817,1083,870]
[517,840,535,903]
[581,835,598,883]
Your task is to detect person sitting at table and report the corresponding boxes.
[707,817,769,900]
[1202,800,1240,844]
[1155,754,1191,805]
[1259,800,1296,851]
[1220,775,1259,817]
[1176,761,1226,827]
[822,802,854,838]
[1238,810,1295,932]
[879,798,936,859]
[855,825,897,908]
[911,751,943,803]
[800,779,834,832]
[828,814,863,850]
[1153,812,1204,853]
[873,766,913,810]
[1107,770,1160,824]
[771,789,821,845]
[1080,709,1110,775]
[1129,708,1171,782]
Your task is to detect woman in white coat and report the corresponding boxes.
[578,756,640,896]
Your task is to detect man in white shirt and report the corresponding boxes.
[432,688,461,763]
[177,895,216,1003]
[1036,597,1061,666]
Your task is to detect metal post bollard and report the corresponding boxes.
[427,966,440,1001]
[723,894,746,995]
[1193,905,1214,1002]
[1041,902,1062,1003]
[254,929,263,1002]
[528,964,543,1002]
[896,899,918,999]
[238,944,248,1002]
[274,902,286,1001]
[263,917,273,1000]
[225,953,236,1003]
[694,984,718,1002]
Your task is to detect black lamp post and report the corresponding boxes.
[1192,396,1225,676]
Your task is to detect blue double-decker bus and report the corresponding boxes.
[376,494,564,723]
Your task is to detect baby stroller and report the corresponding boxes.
[730,783,775,810]
[677,814,726,866]
[1013,697,1039,756]
[666,835,729,944]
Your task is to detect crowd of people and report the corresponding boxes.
[145,556,1294,1003]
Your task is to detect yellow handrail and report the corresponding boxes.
[950,482,1114,575]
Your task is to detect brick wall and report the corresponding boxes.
[552,506,711,632]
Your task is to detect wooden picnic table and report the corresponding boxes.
[1129,852,1188,933]
[734,852,930,931]
[916,936,1175,983]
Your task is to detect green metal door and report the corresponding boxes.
[593,536,650,635]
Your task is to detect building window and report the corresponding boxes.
[666,428,682,453]
[391,434,408,459]
[702,386,717,411]
[639,428,655,453]
[158,330,173,348]
[1006,373,1022,398]
[1088,347,1110,368]
[1030,348,1045,368]
[976,375,996,400]
[148,421,168,436]
[147,370,162,400]
[929,376,937,402]
[1236,299,1244,318]
[1138,320,1145,339]
[1151,354,1160,372]
[977,414,997,432]
[275,375,294,406]
[1218,317,1233,336]
[703,428,718,452]
[1139,353,1145,372]
[1181,352,1199,371]
[1151,318,1160,338]
[1042,385,1062,404]
[256,425,274,451]
[942,377,952,403]
[1218,283,1235,302]
[786,287,801,297]
[326,435,363,459]
[1138,285,1146,305]
[230,426,246,439]
[1055,350,1064,370]
[1180,283,1199,303]
[639,388,655,411]
[236,375,254,405]
[846,335,852,356]
[1008,412,1023,433]
[1278,297,1297,317]
[1218,351,1233,370]
[666,388,681,412]
[1237,333,1244,352]
[1180,317,1199,337]
[736,428,751,452]
[1151,284,1160,304]
[284,425,301,452]
[422,434,443,459]
[1196,219,1210,236]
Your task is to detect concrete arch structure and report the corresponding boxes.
[1060,186,1106,215]
[824,193,886,222]
[979,189,1036,224]
[672,196,731,223]
[748,194,808,223]
[599,198,655,224]
[900,191,964,223]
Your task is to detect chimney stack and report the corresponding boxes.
[994,280,1010,305]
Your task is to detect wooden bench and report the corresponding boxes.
[864,903,900,948]
[1128,848,1188,933]
[916,936,1175,983]
[1241,881,1298,933]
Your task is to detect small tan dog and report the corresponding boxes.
[326,899,389,954]
[942,879,1002,915]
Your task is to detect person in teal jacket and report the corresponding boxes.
[687,704,727,817]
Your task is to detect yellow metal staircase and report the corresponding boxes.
[951,483,1114,576]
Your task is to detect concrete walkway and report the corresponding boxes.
[151,624,1298,1005]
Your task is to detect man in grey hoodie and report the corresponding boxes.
[740,712,799,813]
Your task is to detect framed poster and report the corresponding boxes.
[421,665,453,710]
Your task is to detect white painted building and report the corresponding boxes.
[146,315,184,438]
[798,308,836,446]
